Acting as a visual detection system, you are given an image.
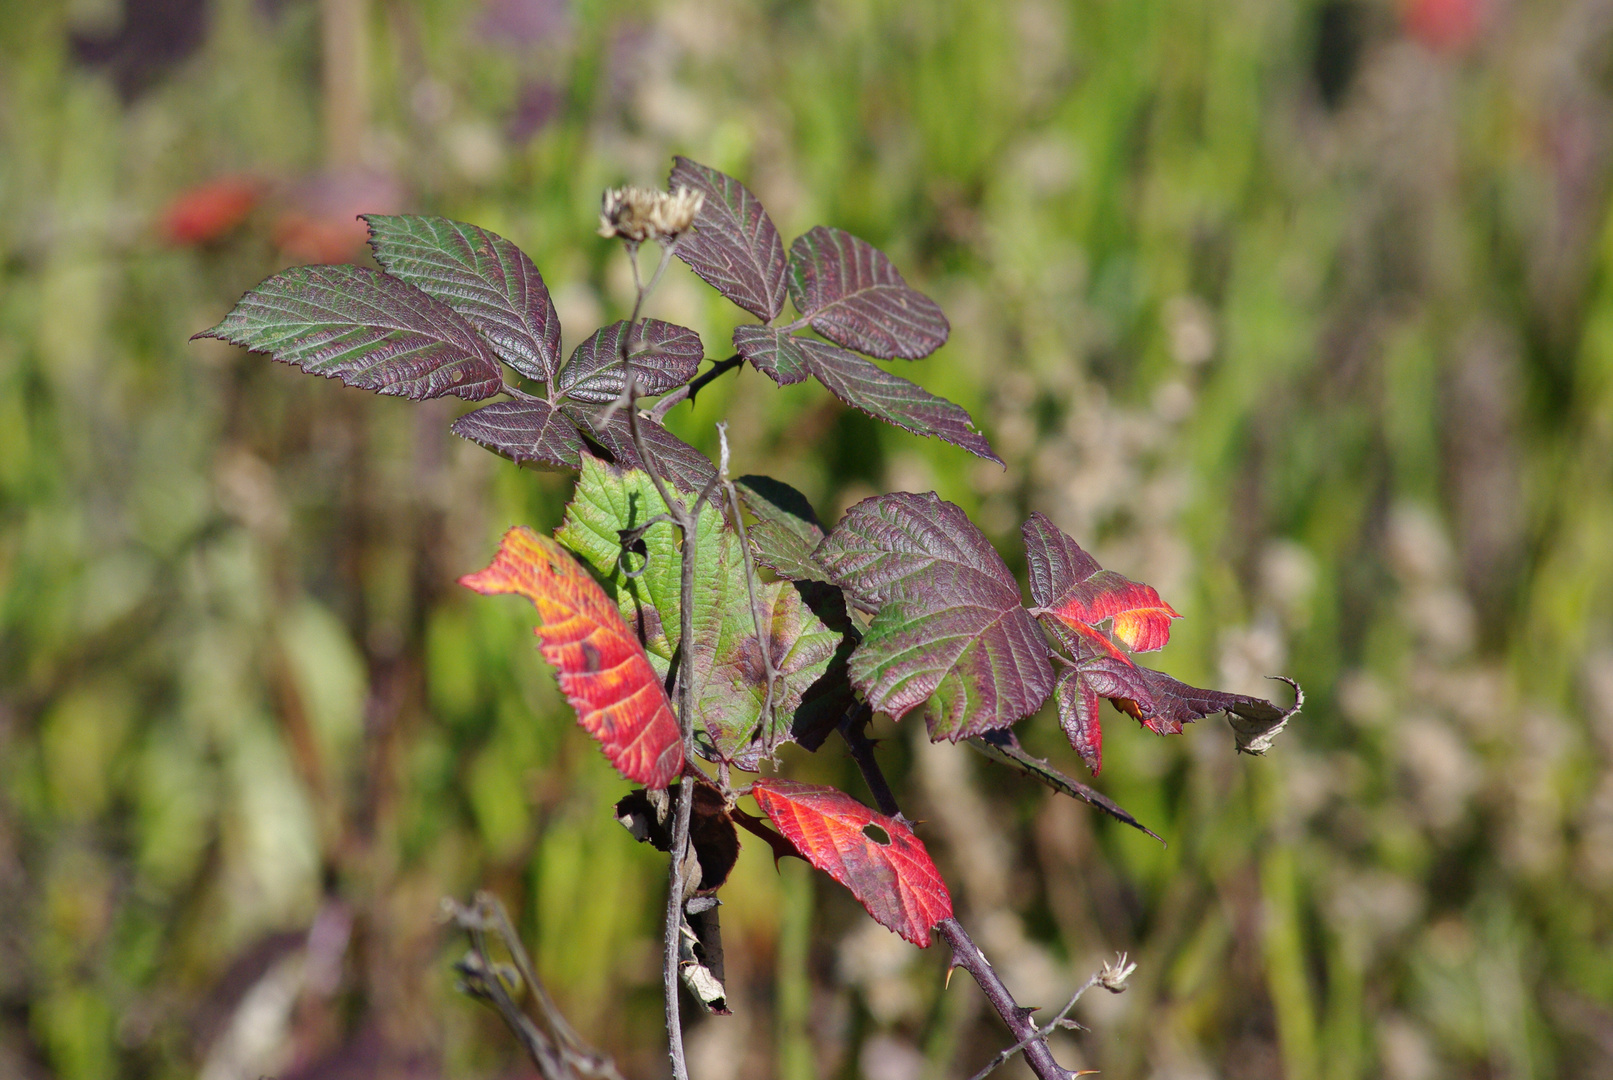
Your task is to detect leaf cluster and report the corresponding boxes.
[200,157,1299,1020]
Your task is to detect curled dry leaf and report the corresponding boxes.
[751,780,952,947]
[460,526,684,788]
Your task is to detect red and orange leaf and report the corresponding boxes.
[751,780,952,947]
[460,526,684,788]
[1022,512,1181,652]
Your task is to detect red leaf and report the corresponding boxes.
[160,175,262,246]
[751,780,952,947]
[460,527,684,787]
[1022,513,1180,652]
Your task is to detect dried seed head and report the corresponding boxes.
[598,185,705,243]
[1098,952,1136,993]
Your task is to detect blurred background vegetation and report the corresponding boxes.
[4,0,1613,1077]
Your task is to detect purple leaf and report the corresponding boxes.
[800,340,1002,464]
[450,399,583,469]
[1123,667,1292,737]
[565,405,718,493]
[670,157,788,321]
[555,320,704,404]
[364,214,561,383]
[787,226,949,359]
[1051,653,1157,774]
[815,492,1054,740]
[196,264,503,400]
[1022,512,1102,610]
[732,326,812,386]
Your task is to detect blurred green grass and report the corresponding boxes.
[3,0,1613,1078]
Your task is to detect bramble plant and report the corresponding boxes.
[198,158,1302,1080]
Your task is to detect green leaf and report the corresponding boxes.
[363,214,562,383]
[556,456,846,768]
[197,264,504,400]
[735,475,833,583]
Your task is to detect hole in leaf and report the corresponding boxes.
[862,823,891,845]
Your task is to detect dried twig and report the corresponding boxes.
[444,893,624,1080]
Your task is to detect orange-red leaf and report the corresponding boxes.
[751,780,952,946]
[1022,512,1181,652]
[460,526,684,788]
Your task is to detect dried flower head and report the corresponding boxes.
[598,185,705,243]
[1098,952,1136,993]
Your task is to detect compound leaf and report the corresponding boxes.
[800,340,1001,464]
[670,157,788,321]
[450,398,583,469]
[556,320,704,404]
[363,214,561,382]
[197,264,504,400]
[751,780,952,947]
[816,492,1053,739]
[1023,512,1180,652]
[787,226,949,359]
[460,526,683,788]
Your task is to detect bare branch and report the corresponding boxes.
[444,893,624,1080]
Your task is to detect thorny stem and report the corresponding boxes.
[838,706,907,825]
[717,423,778,732]
[615,240,700,1080]
[650,354,744,422]
[836,720,1076,1080]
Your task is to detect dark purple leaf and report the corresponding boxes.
[734,475,831,583]
[815,492,1054,740]
[555,320,704,404]
[1052,653,1157,774]
[969,731,1162,843]
[787,226,949,359]
[196,264,503,400]
[450,399,583,469]
[1022,512,1102,609]
[800,339,1002,464]
[565,405,718,493]
[670,157,788,321]
[1118,669,1298,744]
[364,214,561,383]
[732,325,812,386]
